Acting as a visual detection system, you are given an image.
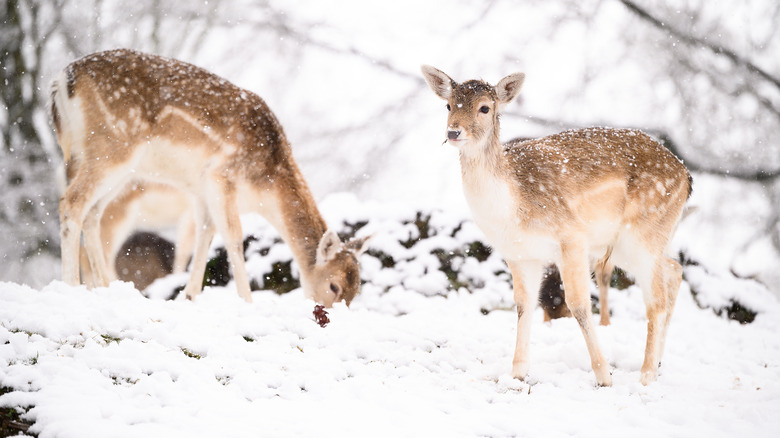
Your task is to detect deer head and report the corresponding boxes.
[421,65,525,154]
[308,231,370,307]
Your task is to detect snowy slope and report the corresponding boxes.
[2,196,780,438]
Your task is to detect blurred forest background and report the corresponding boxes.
[1,0,778,292]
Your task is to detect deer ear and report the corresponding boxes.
[345,234,372,256]
[495,72,525,105]
[421,65,454,100]
[316,230,342,265]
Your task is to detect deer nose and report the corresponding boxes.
[447,130,461,140]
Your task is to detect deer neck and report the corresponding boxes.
[456,123,524,247]
[458,124,506,191]
[280,194,326,269]
[263,169,328,283]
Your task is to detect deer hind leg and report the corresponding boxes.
[82,203,110,287]
[60,191,87,286]
[631,250,681,385]
[594,254,613,326]
[206,181,252,303]
[82,177,139,287]
[656,256,683,371]
[182,200,215,300]
[507,259,544,381]
[60,166,124,286]
[560,240,612,386]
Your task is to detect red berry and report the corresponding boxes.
[313,304,330,327]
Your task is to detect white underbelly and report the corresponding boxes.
[464,177,559,264]
[461,168,628,268]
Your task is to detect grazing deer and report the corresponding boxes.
[421,66,691,386]
[51,49,369,307]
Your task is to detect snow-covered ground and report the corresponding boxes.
[2,3,778,434]
[2,196,779,437]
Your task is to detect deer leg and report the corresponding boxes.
[173,211,196,274]
[60,193,87,286]
[560,240,612,386]
[658,256,682,363]
[81,177,133,287]
[207,180,252,303]
[78,245,96,288]
[183,200,215,300]
[595,256,613,326]
[59,169,114,286]
[507,259,543,381]
[635,254,668,385]
[640,255,682,384]
[83,204,110,287]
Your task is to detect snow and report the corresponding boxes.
[3,1,779,435]
[2,196,780,437]
[8,0,776,297]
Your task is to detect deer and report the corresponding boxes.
[421,65,691,386]
[50,49,369,308]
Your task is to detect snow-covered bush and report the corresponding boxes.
[140,198,772,324]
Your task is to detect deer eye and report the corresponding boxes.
[446,104,451,111]
[329,283,340,294]
[479,106,490,114]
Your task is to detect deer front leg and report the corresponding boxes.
[183,201,215,300]
[507,260,543,381]
[560,240,612,386]
[595,257,613,326]
[173,212,196,274]
[207,180,252,303]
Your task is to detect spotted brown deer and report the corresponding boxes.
[51,49,369,307]
[421,65,691,385]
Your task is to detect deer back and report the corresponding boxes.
[502,128,692,234]
[54,49,291,188]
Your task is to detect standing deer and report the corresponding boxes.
[51,49,369,307]
[421,65,691,386]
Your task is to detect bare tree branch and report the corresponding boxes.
[619,0,780,92]
[241,15,423,83]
